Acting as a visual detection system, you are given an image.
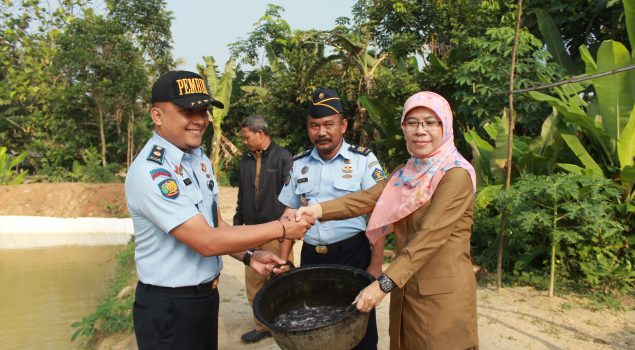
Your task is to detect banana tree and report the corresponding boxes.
[197,56,236,176]
[527,39,635,201]
[328,28,388,145]
[0,147,28,185]
[464,110,564,208]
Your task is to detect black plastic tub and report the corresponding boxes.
[253,264,374,350]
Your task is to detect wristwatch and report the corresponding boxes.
[242,248,257,266]
[377,274,396,293]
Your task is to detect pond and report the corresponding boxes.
[0,245,123,349]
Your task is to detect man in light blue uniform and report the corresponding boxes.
[125,71,313,350]
[278,88,385,350]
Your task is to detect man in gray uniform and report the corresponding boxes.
[125,70,313,350]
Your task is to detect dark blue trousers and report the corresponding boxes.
[133,281,220,350]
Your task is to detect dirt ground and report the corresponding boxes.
[1,183,634,349]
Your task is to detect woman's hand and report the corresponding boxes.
[294,204,323,221]
[353,281,387,313]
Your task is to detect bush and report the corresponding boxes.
[472,173,634,296]
[0,147,28,184]
[34,147,122,183]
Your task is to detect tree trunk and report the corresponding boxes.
[548,182,558,297]
[127,111,134,167]
[98,105,107,167]
[210,119,222,176]
[497,0,523,291]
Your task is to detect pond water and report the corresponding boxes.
[0,245,123,349]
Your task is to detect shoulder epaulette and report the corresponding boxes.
[146,145,165,164]
[293,149,311,161]
[348,145,371,156]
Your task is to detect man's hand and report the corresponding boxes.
[279,215,314,240]
[294,204,322,221]
[249,250,287,276]
[353,281,387,313]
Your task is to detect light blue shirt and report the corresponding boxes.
[278,140,385,245]
[125,132,222,287]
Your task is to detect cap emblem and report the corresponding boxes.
[176,78,208,96]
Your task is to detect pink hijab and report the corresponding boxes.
[365,91,476,244]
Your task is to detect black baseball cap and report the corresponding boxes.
[151,71,224,109]
[307,88,344,118]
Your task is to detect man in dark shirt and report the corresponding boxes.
[233,115,294,343]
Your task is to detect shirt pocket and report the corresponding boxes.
[333,176,361,193]
[294,181,313,196]
[182,182,204,208]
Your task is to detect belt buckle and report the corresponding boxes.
[211,277,219,289]
[315,245,328,254]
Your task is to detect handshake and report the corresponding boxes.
[276,204,324,240]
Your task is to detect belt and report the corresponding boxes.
[138,276,220,296]
[305,232,366,254]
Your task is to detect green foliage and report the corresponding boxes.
[463,110,572,209]
[197,56,237,177]
[0,0,78,157]
[55,13,147,167]
[228,6,351,154]
[0,146,28,184]
[106,0,174,73]
[68,148,120,183]
[473,173,633,296]
[524,0,630,71]
[357,94,409,171]
[528,43,635,200]
[452,27,563,133]
[71,239,136,345]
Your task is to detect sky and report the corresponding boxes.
[165,0,357,72]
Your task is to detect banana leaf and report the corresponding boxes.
[464,130,494,186]
[528,90,612,161]
[240,86,268,98]
[533,9,575,73]
[617,107,635,169]
[490,115,510,184]
[624,0,635,54]
[593,41,634,142]
[579,45,597,74]
[558,130,604,178]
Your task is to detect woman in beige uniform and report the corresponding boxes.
[296,91,478,350]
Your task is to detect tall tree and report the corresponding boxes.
[106,0,174,74]
[0,0,84,157]
[55,13,146,167]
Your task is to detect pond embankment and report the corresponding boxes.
[0,215,133,248]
